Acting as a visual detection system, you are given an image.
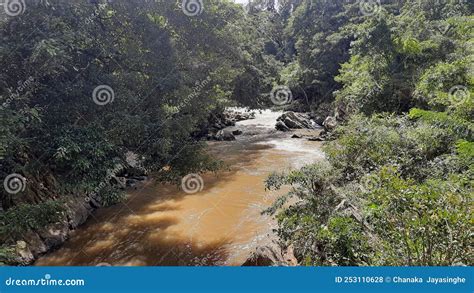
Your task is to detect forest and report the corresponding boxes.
[0,0,472,266]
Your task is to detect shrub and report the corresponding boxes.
[0,201,65,240]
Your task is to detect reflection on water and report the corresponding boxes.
[35,110,324,266]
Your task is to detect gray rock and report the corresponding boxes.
[38,223,69,248]
[232,129,243,136]
[311,102,333,126]
[242,243,298,267]
[15,241,35,265]
[23,231,47,257]
[216,130,236,141]
[323,116,338,131]
[67,199,92,229]
[308,136,324,142]
[275,121,290,132]
[126,178,139,187]
[111,176,126,189]
[276,112,314,130]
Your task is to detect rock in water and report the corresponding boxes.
[275,111,314,131]
[275,121,290,132]
[232,129,243,136]
[216,130,236,141]
[323,116,338,131]
[307,136,324,141]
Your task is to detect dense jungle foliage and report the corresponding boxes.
[1,0,473,266]
[266,0,473,266]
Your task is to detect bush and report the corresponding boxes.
[0,201,65,241]
[366,168,472,266]
[269,112,473,266]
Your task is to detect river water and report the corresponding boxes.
[35,110,324,266]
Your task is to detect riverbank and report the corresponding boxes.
[34,110,324,266]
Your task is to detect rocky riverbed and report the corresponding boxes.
[29,109,325,266]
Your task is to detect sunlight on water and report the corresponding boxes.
[35,110,324,266]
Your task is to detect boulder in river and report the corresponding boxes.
[275,121,290,132]
[234,112,255,121]
[204,108,256,140]
[323,116,338,131]
[310,102,333,126]
[232,129,243,136]
[215,129,236,141]
[307,136,324,142]
[275,111,314,131]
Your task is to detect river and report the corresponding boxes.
[35,110,324,266]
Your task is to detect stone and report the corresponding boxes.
[275,121,290,132]
[276,111,314,130]
[23,231,47,257]
[323,116,338,131]
[307,136,324,141]
[242,243,298,267]
[232,130,243,136]
[15,241,34,265]
[126,178,139,187]
[67,199,92,229]
[38,223,69,248]
[216,130,236,141]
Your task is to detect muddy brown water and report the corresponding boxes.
[35,110,324,266]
